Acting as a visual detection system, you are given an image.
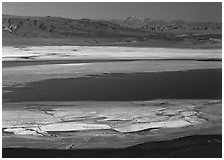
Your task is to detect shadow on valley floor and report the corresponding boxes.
[3,134,222,158]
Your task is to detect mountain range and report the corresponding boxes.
[2,14,222,47]
[112,16,221,32]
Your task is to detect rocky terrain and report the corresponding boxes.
[2,14,222,48]
[112,16,221,33]
[2,14,160,38]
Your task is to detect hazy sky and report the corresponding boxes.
[2,2,222,22]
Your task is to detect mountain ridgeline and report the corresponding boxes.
[3,14,134,38]
[2,14,222,47]
[112,16,221,32]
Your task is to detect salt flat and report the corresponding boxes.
[3,60,221,87]
[3,46,221,88]
[3,100,221,134]
[2,46,222,61]
[2,46,222,150]
[2,100,221,149]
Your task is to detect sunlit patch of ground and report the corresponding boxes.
[2,100,221,149]
[2,46,222,61]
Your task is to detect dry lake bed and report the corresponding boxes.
[2,46,222,158]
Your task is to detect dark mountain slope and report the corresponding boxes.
[2,14,170,39]
[2,15,222,48]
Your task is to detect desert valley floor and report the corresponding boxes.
[2,46,222,158]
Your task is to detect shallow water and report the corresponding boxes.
[3,69,221,102]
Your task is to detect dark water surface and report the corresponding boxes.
[3,69,221,102]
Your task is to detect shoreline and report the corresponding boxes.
[3,58,222,68]
[3,60,222,88]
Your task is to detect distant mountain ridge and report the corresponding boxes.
[112,16,151,28]
[3,14,133,38]
[2,14,222,48]
[3,14,221,38]
[111,16,221,32]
